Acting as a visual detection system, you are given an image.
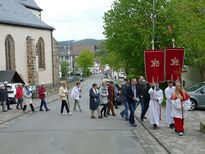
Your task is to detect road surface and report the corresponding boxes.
[0,75,146,154]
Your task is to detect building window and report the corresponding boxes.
[36,38,45,70]
[5,35,15,70]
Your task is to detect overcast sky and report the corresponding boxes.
[35,0,114,41]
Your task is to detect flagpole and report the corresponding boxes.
[152,0,155,50]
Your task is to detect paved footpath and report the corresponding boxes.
[134,104,205,154]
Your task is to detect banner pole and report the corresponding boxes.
[152,0,155,50]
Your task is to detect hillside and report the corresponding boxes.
[58,39,102,46]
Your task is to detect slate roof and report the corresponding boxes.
[0,71,25,83]
[0,0,54,30]
[16,0,42,11]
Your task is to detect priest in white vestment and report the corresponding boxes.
[165,81,175,129]
[148,83,163,130]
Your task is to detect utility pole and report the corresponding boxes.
[152,0,155,50]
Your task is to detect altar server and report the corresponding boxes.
[170,81,191,136]
[165,81,175,129]
[149,83,163,130]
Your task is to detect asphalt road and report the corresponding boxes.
[0,75,146,154]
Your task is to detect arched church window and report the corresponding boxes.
[36,38,45,69]
[5,35,15,70]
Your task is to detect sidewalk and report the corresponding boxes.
[0,94,59,125]
[0,78,88,126]
[134,106,205,154]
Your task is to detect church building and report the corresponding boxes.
[0,0,59,85]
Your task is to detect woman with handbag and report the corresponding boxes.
[170,81,191,136]
[89,83,103,119]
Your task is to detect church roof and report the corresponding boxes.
[16,0,43,11]
[0,0,54,30]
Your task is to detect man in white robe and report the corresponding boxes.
[165,81,175,129]
[148,83,163,130]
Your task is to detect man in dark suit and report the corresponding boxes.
[126,78,139,127]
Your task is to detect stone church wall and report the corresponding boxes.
[0,24,53,84]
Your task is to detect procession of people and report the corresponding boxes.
[87,75,191,136]
[0,74,192,137]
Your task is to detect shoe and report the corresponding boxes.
[143,117,147,119]
[91,116,96,119]
[68,112,72,115]
[107,113,111,116]
[46,109,50,112]
[178,132,183,136]
[8,108,12,110]
[39,109,44,111]
[98,116,103,119]
[153,124,158,130]
[3,110,7,112]
[169,124,174,129]
[131,124,137,127]
[32,110,36,112]
[112,113,116,116]
[140,117,144,122]
[104,115,108,117]
[120,114,124,119]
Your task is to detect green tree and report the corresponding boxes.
[170,0,205,81]
[61,60,69,77]
[103,0,174,76]
[77,49,94,76]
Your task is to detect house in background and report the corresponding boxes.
[182,66,203,89]
[58,40,98,76]
[0,0,59,85]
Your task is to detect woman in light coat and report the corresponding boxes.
[23,84,35,112]
[99,81,108,117]
[71,82,82,112]
[59,81,72,115]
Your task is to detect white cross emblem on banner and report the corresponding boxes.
[171,57,179,66]
[151,59,160,67]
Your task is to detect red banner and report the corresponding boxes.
[144,50,165,83]
[166,48,184,81]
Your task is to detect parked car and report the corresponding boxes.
[80,77,84,82]
[186,81,205,111]
[68,76,79,83]
[7,83,18,104]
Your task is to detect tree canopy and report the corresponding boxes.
[61,60,69,77]
[77,49,94,76]
[103,0,205,80]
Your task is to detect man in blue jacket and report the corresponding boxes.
[126,78,139,127]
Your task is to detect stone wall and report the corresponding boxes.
[26,36,39,85]
[32,82,76,99]
[52,38,60,84]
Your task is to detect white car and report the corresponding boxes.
[7,83,18,103]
